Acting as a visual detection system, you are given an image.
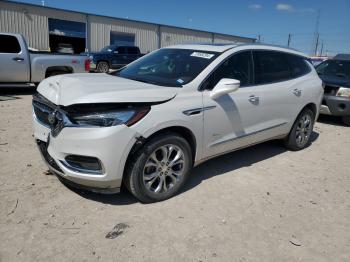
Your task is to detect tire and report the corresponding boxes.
[124,133,193,203]
[342,116,350,126]
[284,108,315,151]
[96,61,109,73]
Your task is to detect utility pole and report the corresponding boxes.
[313,10,320,56]
[258,35,261,43]
[315,33,319,56]
[320,41,324,56]
[287,34,291,47]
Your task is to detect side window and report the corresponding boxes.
[127,47,139,54]
[0,35,21,53]
[253,51,292,84]
[286,54,311,78]
[116,47,126,54]
[203,51,253,90]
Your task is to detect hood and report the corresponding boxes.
[320,75,350,88]
[37,73,178,106]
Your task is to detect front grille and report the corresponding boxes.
[324,85,340,95]
[36,140,63,173]
[33,100,54,126]
[32,93,66,137]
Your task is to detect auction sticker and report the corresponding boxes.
[190,52,215,59]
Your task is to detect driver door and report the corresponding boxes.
[202,51,265,157]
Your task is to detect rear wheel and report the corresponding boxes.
[96,61,109,73]
[342,116,350,126]
[124,133,192,203]
[284,108,315,151]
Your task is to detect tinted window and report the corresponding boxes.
[127,47,139,54]
[116,48,219,87]
[202,51,253,90]
[0,35,21,53]
[116,47,127,54]
[316,60,350,79]
[254,51,292,84]
[286,54,311,78]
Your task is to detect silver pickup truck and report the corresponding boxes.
[0,33,90,87]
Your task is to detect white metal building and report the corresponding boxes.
[0,0,255,54]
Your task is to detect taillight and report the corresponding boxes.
[84,59,90,72]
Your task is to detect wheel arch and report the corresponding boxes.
[126,126,197,170]
[45,66,73,78]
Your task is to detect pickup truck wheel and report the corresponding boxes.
[284,108,315,151]
[124,133,192,203]
[96,62,109,73]
[342,116,350,126]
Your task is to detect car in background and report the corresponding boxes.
[33,43,323,202]
[88,45,144,73]
[56,43,74,54]
[310,56,329,67]
[316,54,350,125]
[0,33,90,87]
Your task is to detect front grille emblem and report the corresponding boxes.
[48,110,57,125]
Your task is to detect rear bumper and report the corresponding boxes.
[320,95,350,116]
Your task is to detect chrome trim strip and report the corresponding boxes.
[210,122,288,147]
[60,160,104,175]
[183,105,216,116]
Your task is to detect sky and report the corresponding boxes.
[9,0,350,56]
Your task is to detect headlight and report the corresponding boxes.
[71,108,150,127]
[336,87,350,98]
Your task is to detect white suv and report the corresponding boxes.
[33,44,323,203]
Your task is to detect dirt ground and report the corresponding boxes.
[0,91,349,262]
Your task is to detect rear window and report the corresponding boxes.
[0,35,21,53]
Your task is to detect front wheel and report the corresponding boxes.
[124,133,192,203]
[284,108,315,151]
[342,116,350,126]
[96,61,109,73]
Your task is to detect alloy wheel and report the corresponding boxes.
[143,144,185,194]
[295,114,313,147]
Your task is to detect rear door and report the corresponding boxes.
[111,46,128,68]
[252,50,307,136]
[0,34,30,82]
[202,51,267,157]
[126,47,140,63]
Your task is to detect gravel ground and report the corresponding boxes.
[0,92,349,262]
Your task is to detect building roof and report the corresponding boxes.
[2,0,255,41]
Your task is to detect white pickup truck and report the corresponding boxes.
[0,33,90,87]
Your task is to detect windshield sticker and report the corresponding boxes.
[190,52,215,59]
[177,79,185,84]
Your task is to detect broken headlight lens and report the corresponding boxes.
[72,108,150,127]
[336,87,350,98]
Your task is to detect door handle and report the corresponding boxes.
[13,57,24,62]
[248,95,260,104]
[293,89,302,96]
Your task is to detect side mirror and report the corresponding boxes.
[210,78,240,100]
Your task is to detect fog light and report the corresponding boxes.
[63,155,103,174]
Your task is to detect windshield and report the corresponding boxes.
[115,48,219,87]
[316,60,350,79]
[101,45,115,52]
